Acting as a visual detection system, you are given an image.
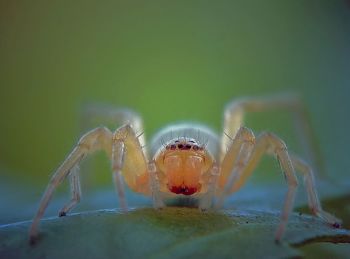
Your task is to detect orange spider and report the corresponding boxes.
[29,95,341,244]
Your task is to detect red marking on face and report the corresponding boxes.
[169,185,198,195]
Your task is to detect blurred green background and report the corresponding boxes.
[0,0,349,223]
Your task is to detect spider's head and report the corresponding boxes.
[154,138,215,196]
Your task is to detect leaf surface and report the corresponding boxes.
[1,207,349,259]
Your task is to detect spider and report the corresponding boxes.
[29,94,341,244]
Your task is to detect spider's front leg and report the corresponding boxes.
[215,126,256,208]
[218,129,341,241]
[217,130,299,241]
[79,105,147,191]
[29,124,151,244]
[148,161,165,209]
[110,124,150,211]
[29,127,113,243]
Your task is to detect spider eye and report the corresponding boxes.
[184,144,191,150]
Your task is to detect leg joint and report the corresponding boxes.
[288,178,299,188]
[113,124,134,141]
[260,131,288,151]
[237,126,255,144]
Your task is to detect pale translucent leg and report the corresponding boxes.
[29,127,113,243]
[58,164,81,217]
[30,123,151,244]
[111,137,127,211]
[290,154,341,226]
[219,132,299,241]
[80,105,149,209]
[198,165,220,211]
[81,104,146,149]
[148,161,165,209]
[79,105,147,193]
[221,94,322,175]
[216,127,255,208]
[110,124,150,212]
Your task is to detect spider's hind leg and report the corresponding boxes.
[81,104,146,149]
[221,94,323,176]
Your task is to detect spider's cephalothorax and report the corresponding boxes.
[29,95,342,245]
[160,138,206,195]
[151,125,219,196]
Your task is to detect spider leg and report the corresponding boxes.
[218,131,299,241]
[148,161,165,209]
[58,164,81,217]
[111,124,150,209]
[81,104,146,149]
[111,135,127,211]
[290,154,341,226]
[222,94,322,176]
[216,127,255,208]
[198,165,220,211]
[80,105,147,188]
[79,105,149,210]
[29,127,113,243]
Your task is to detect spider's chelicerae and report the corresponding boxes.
[29,95,341,244]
